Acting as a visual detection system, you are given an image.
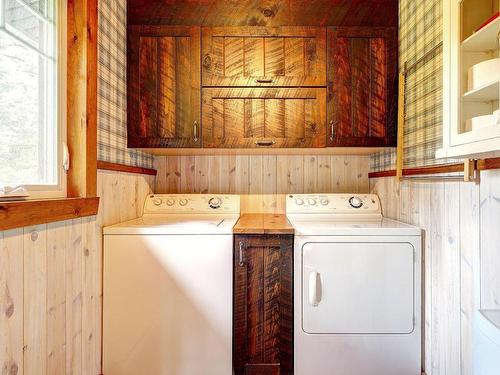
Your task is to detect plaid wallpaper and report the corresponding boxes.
[371,0,455,172]
[97,0,154,168]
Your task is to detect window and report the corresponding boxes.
[0,0,66,198]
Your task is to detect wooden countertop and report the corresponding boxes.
[233,213,294,235]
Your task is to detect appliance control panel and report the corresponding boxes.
[286,194,382,216]
[144,194,240,214]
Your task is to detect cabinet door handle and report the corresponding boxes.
[255,139,276,146]
[255,78,273,83]
[309,271,322,307]
[238,241,245,266]
[329,119,335,142]
[193,121,199,142]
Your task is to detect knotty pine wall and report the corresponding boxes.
[154,155,370,212]
[370,169,500,375]
[0,170,154,375]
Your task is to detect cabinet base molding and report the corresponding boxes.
[140,147,394,156]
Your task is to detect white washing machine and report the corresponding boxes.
[103,194,240,375]
[286,194,422,375]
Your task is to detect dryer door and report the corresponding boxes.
[302,242,414,334]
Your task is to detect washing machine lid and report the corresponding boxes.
[103,214,240,235]
[288,215,421,236]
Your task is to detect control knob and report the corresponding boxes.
[179,198,188,206]
[209,197,222,209]
[320,199,329,206]
[349,196,363,208]
[153,197,162,206]
[166,198,176,206]
[295,198,304,206]
[307,198,317,206]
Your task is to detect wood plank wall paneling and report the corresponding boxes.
[370,171,500,375]
[479,170,500,309]
[0,170,154,375]
[154,155,370,212]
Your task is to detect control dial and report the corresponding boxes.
[320,199,329,206]
[295,198,304,206]
[307,198,317,206]
[166,198,176,206]
[349,196,363,208]
[153,197,162,206]
[209,197,222,209]
[179,198,188,206]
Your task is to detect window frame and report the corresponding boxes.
[0,0,67,199]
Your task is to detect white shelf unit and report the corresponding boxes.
[439,0,500,159]
[463,80,500,102]
[462,16,500,52]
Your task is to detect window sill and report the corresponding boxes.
[0,197,99,231]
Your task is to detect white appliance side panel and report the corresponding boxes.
[103,235,233,375]
[302,242,415,334]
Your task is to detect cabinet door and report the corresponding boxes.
[327,27,397,147]
[203,88,326,148]
[128,26,201,148]
[202,27,326,87]
[233,235,293,375]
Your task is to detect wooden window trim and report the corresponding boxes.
[0,0,100,231]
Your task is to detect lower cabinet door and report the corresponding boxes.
[233,235,294,375]
[203,88,326,148]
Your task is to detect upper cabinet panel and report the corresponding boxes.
[128,26,201,148]
[327,27,397,147]
[203,87,326,148]
[202,27,326,87]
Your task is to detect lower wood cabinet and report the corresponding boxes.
[203,88,326,148]
[233,234,293,375]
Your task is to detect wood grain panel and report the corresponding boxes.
[139,37,158,137]
[157,37,176,138]
[370,174,500,375]
[203,88,326,148]
[327,27,397,147]
[0,170,154,375]
[67,0,98,198]
[0,229,24,375]
[128,26,201,148]
[202,27,326,86]
[480,169,500,309]
[155,155,370,212]
[233,235,293,375]
[128,0,399,28]
[23,224,48,375]
[47,222,68,375]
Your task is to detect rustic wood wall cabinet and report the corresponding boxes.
[233,234,293,375]
[127,26,201,148]
[327,27,398,147]
[202,27,326,87]
[126,2,398,150]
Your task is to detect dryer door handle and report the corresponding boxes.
[309,271,322,307]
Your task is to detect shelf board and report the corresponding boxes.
[463,80,499,102]
[138,147,396,156]
[462,16,499,52]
